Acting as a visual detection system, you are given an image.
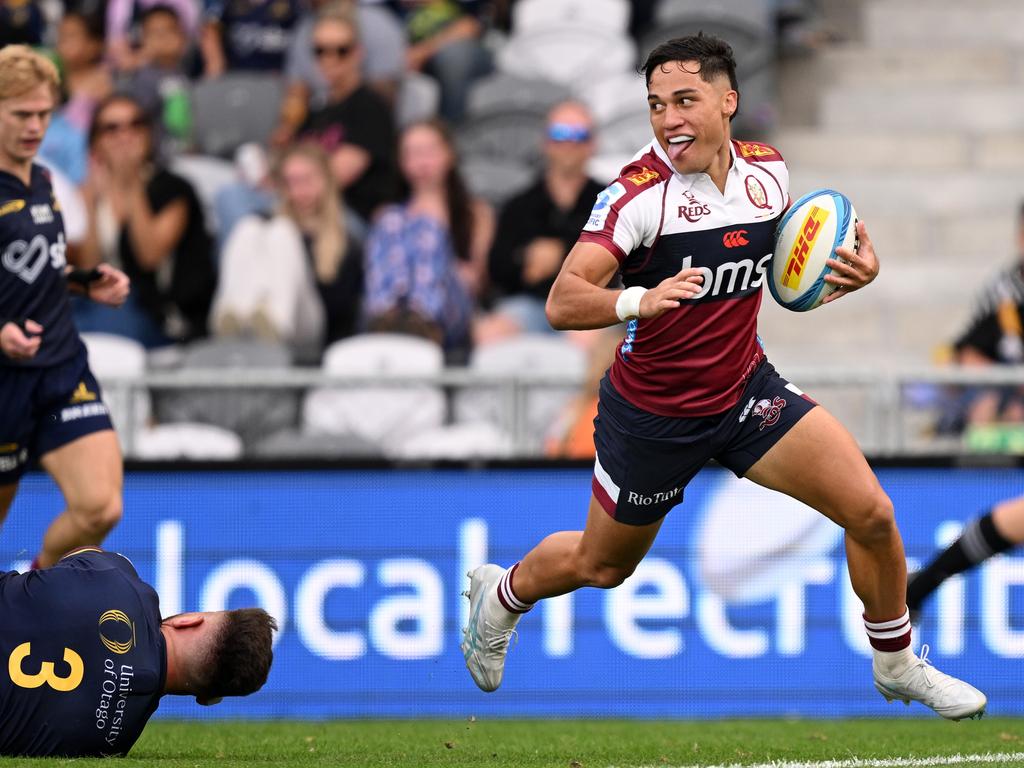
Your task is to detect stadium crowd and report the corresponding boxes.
[1,0,844,458]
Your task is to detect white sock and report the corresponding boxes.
[873,644,917,678]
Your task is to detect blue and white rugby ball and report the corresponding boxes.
[769,189,858,312]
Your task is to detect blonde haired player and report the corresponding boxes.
[462,33,987,721]
[0,45,131,568]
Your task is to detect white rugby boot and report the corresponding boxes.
[461,564,521,692]
[873,644,987,721]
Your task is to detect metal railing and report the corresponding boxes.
[94,365,1024,459]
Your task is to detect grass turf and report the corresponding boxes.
[5,718,1024,767]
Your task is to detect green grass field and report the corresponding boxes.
[6,719,1024,767]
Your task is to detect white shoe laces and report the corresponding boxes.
[482,620,518,658]
[908,644,963,698]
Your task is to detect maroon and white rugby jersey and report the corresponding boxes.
[578,138,790,417]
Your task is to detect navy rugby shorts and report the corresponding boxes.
[0,343,113,484]
[591,359,817,526]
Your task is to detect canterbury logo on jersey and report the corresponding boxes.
[722,230,749,248]
[1,232,66,284]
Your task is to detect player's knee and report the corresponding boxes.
[846,491,896,545]
[581,559,637,589]
[71,491,123,536]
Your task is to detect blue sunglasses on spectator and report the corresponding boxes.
[547,123,592,143]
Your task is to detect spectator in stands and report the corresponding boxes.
[214,1,400,245]
[116,5,195,157]
[476,101,604,344]
[0,0,47,46]
[296,2,401,224]
[105,0,201,71]
[388,0,492,123]
[39,11,112,185]
[76,94,215,346]
[364,119,493,362]
[211,142,363,358]
[544,327,621,459]
[200,0,303,76]
[274,0,407,147]
[938,203,1024,434]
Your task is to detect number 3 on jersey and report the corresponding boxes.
[7,642,84,692]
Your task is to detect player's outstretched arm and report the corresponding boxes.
[546,241,704,330]
[822,220,878,304]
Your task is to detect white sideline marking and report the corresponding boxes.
[620,751,1024,768]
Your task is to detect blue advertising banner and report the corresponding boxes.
[3,466,1023,719]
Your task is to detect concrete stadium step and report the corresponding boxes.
[819,84,1024,133]
[788,169,1022,217]
[864,1,1024,49]
[863,211,1017,267]
[818,45,1020,87]
[772,130,969,171]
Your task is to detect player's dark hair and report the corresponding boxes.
[200,609,277,699]
[641,32,740,119]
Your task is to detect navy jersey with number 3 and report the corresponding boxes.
[0,164,80,368]
[0,550,166,757]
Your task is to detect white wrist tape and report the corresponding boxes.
[615,286,647,321]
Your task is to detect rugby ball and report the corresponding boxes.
[769,189,858,312]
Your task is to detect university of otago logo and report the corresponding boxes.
[99,610,136,655]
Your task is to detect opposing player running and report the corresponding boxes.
[0,546,276,757]
[0,45,130,568]
[462,34,987,721]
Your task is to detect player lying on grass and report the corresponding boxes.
[0,547,276,757]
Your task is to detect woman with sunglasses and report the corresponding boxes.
[76,93,214,347]
[296,3,400,225]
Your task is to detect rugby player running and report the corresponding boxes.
[0,45,131,569]
[462,34,987,720]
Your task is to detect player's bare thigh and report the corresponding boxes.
[577,493,665,580]
[0,483,17,524]
[39,429,123,513]
[743,405,889,529]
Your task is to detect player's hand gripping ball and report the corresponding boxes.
[769,189,859,311]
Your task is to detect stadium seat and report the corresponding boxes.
[580,72,653,157]
[454,334,586,452]
[465,73,573,121]
[457,110,549,167]
[79,332,151,444]
[249,429,383,459]
[459,156,535,206]
[496,27,637,90]
[387,422,513,460]
[153,338,299,446]
[169,154,237,235]
[132,423,244,460]
[396,71,441,127]
[190,74,284,158]
[512,0,630,35]
[302,334,446,451]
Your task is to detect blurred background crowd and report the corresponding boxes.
[4,0,1023,460]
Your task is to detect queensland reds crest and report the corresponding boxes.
[752,396,786,430]
[677,190,711,222]
[745,175,769,210]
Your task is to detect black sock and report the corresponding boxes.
[908,509,1015,610]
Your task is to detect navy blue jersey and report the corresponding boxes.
[0,163,80,369]
[0,549,166,757]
